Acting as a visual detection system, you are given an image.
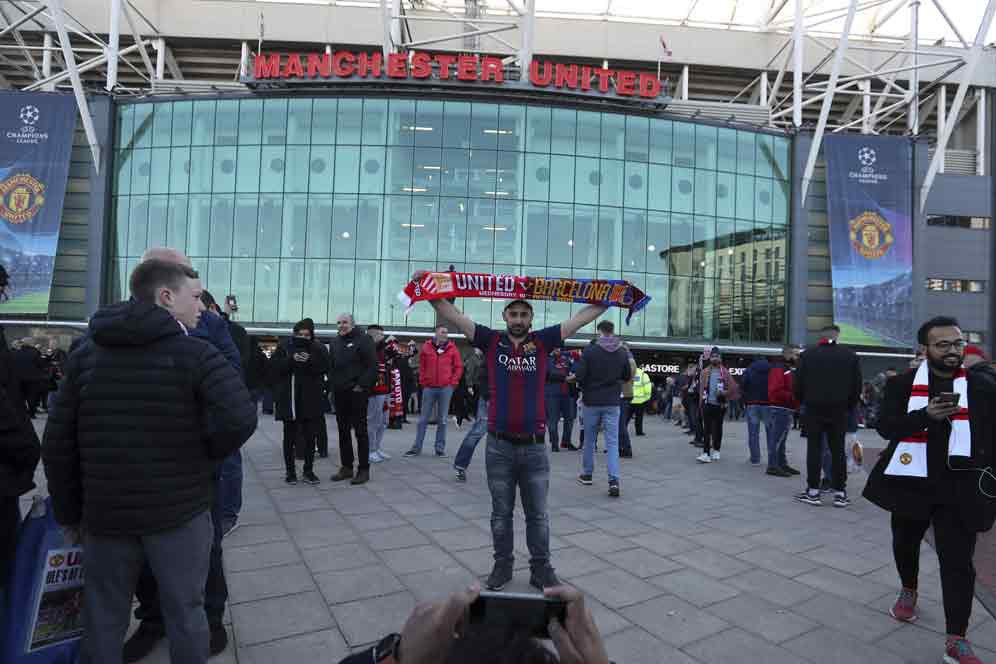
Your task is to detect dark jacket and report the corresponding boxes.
[191,310,242,375]
[794,340,862,412]
[13,344,46,395]
[41,300,257,536]
[0,327,40,498]
[575,336,632,407]
[246,343,267,391]
[225,315,250,383]
[544,352,572,395]
[329,329,377,393]
[863,365,996,533]
[269,338,331,421]
[742,359,771,405]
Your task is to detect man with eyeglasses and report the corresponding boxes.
[864,316,996,664]
[793,324,862,508]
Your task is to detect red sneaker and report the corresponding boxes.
[889,587,918,622]
[945,636,984,664]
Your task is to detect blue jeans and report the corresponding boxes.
[545,392,574,447]
[485,435,550,570]
[412,386,454,454]
[767,407,792,469]
[746,404,769,464]
[582,405,620,481]
[218,450,242,527]
[367,394,388,454]
[454,399,489,470]
[661,399,673,420]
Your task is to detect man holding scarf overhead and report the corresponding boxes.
[864,316,996,664]
[411,270,607,593]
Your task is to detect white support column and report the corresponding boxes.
[920,0,996,212]
[681,64,689,100]
[46,0,100,171]
[760,71,769,106]
[938,84,946,172]
[239,40,249,79]
[155,37,165,80]
[518,0,535,77]
[121,2,154,79]
[41,32,54,91]
[793,0,804,127]
[380,0,393,58]
[976,88,986,176]
[106,0,121,90]
[801,0,859,201]
[908,0,920,134]
[862,79,872,133]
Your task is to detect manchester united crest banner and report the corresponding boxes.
[824,135,913,348]
[0,91,77,314]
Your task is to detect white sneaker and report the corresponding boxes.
[369,452,384,464]
[696,453,712,463]
[378,450,391,460]
[711,451,721,461]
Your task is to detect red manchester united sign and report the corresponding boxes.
[247,50,664,100]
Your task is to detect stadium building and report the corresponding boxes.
[1,0,994,373]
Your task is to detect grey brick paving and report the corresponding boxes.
[23,413,996,662]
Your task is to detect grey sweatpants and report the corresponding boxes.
[81,509,213,664]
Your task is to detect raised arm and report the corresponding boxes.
[560,304,608,341]
[413,271,477,339]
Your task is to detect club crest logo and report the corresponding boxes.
[0,173,46,224]
[48,553,65,567]
[849,211,893,260]
[899,453,912,465]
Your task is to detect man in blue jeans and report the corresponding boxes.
[575,321,632,498]
[406,326,462,458]
[454,357,489,481]
[742,354,772,465]
[544,348,575,452]
[766,346,802,477]
[416,271,606,592]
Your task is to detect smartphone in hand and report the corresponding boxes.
[937,392,961,406]
[469,592,567,639]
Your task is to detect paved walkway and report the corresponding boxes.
[25,414,996,663]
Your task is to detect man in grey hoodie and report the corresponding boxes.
[574,320,632,497]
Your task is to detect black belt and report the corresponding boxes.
[493,432,544,445]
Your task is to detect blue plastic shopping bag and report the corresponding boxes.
[1,496,81,664]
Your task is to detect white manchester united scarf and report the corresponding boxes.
[884,362,971,478]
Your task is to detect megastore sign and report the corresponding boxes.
[246,50,664,100]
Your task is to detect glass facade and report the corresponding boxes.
[109,96,791,342]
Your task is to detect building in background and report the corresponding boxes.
[0,0,992,367]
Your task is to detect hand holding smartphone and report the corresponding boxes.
[469,591,567,639]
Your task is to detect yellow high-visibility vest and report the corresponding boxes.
[632,369,652,405]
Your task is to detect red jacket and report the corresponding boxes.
[419,340,463,388]
[768,364,799,411]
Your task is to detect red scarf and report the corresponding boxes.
[399,271,650,323]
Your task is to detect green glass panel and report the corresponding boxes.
[337,99,363,144]
[624,115,650,162]
[127,196,149,257]
[550,109,577,154]
[304,261,331,324]
[442,101,471,149]
[549,154,575,203]
[437,197,467,263]
[597,207,622,270]
[736,174,755,220]
[526,106,552,153]
[233,195,259,258]
[235,146,260,193]
[647,164,671,211]
[238,100,262,145]
[497,105,525,151]
[363,99,389,144]
[355,195,383,260]
[328,259,355,321]
[210,195,235,257]
[262,99,288,144]
[191,100,215,145]
[494,199,521,264]
[383,195,412,260]
[186,195,211,257]
[166,195,188,251]
[133,104,154,149]
[231,259,255,321]
[467,198,496,262]
[113,150,131,195]
[212,146,237,193]
[284,145,310,193]
[334,146,361,194]
[524,153,550,201]
[188,147,213,194]
[332,195,359,259]
[650,118,673,164]
[171,102,192,146]
[149,148,171,195]
[523,202,548,266]
[496,151,523,200]
[309,145,334,194]
[468,149,497,198]
[287,99,313,144]
[716,172,736,218]
[673,122,695,167]
[672,167,694,213]
[415,100,443,147]
[257,195,283,258]
[717,128,737,172]
[756,133,775,178]
[470,104,498,150]
[413,147,442,196]
[574,157,598,206]
[755,177,773,222]
[148,196,168,249]
[441,148,469,197]
[259,146,285,193]
[312,99,337,144]
[131,148,151,194]
[306,194,333,258]
[116,105,134,148]
[572,204,597,268]
[215,100,238,145]
[152,103,172,147]
[646,211,669,274]
[695,124,717,170]
[281,194,308,257]
[737,131,755,175]
[576,111,600,157]
[278,260,305,322]
[387,146,415,195]
[694,170,716,216]
[253,258,279,322]
[410,197,439,259]
[599,159,624,208]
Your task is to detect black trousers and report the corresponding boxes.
[632,402,646,435]
[802,409,847,492]
[0,497,19,592]
[315,415,329,457]
[702,403,725,454]
[135,484,227,630]
[892,507,978,636]
[282,418,317,476]
[334,390,370,471]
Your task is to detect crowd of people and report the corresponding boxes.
[1,250,995,664]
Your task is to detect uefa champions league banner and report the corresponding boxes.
[0,91,77,314]
[824,135,914,348]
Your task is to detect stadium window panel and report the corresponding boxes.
[925,278,987,293]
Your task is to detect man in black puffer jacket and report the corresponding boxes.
[42,260,256,664]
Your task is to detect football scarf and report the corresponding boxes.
[399,271,651,323]
[884,361,971,478]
